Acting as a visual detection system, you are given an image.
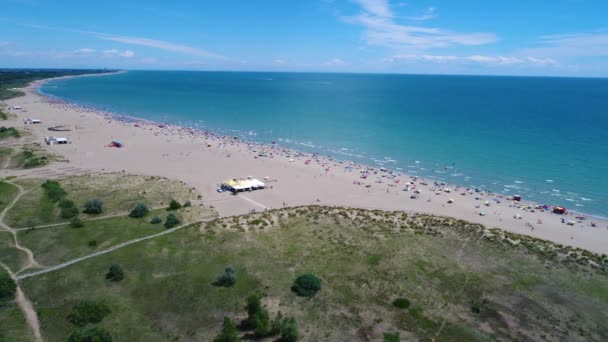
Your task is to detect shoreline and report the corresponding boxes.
[36,73,607,221]
[3,75,608,254]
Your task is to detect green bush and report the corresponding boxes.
[291,273,321,297]
[168,199,182,210]
[83,199,103,214]
[383,332,400,342]
[129,203,149,218]
[67,300,111,326]
[70,217,84,228]
[58,199,75,208]
[150,216,161,224]
[213,317,239,342]
[280,317,298,342]
[41,180,66,202]
[88,240,97,247]
[392,298,411,309]
[164,213,180,228]
[0,273,16,301]
[105,264,124,282]
[244,294,270,336]
[183,200,191,207]
[68,327,112,342]
[61,206,79,219]
[213,267,236,287]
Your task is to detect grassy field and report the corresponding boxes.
[0,181,19,213]
[0,268,34,342]
[14,206,608,341]
[18,206,217,266]
[6,173,201,228]
[0,231,29,272]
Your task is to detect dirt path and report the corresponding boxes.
[0,262,43,342]
[18,218,214,280]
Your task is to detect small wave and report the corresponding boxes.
[514,180,524,184]
[580,197,592,201]
[546,180,554,183]
[552,189,560,192]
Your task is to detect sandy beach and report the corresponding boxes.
[2,77,608,254]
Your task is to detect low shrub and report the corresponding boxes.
[183,200,191,207]
[67,300,111,326]
[83,199,103,214]
[70,217,84,228]
[60,206,79,219]
[106,264,124,282]
[164,213,180,228]
[392,298,411,309]
[129,203,148,218]
[0,273,16,301]
[150,216,161,224]
[213,267,236,287]
[58,199,75,208]
[168,199,182,210]
[384,332,400,342]
[291,273,321,298]
[88,240,97,247]
[41,180,66,202]
[68,327,112,342]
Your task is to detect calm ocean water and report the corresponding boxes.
[40,71,608,217]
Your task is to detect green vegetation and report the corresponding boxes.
[384,332,400,342]
[105,264,124,282]
[213,317,238,342]
[83,199,103,215]
[42,180,67,202]
[0,111,7,120]
[0,147,12,167]
[8,147,49,169]
[0,231,29,271]
[0,126,20,139]
[164,213,180,228]
[168,199,181,210]
[67,300,111,327]
[0,181,19,213]
[291,273,321,298]
[150,216,161,224]
[129,203,149,218]
[0,69,115,100]
[68,326,112,342]
[0,273,16,302]
[392,298,411,310]
[213,267,236,287]
[6,174,200,228]
[70,217,84,228]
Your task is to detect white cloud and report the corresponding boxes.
[383,54,557,67]
[408,7,438,21]
[97,34,225,60]
[273,59,287,65]
[103,49,135,58]
[323,58,347,66]
[520,32,608,57]
[346,0,497,51]
[74,48,95,53]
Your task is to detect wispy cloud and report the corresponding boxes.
[74,48,95,53]
[408,7,438,21]
[323,58,348,66]
[346,0,497,51]
[519,32,608,57]
[103,48,135,58]
[384,54,557,67]
[97,34,225,60]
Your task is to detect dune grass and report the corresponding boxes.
[17,207,608,341]
[6,174,202,228]
[0,181,19,213]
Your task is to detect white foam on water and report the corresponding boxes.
[546,180,554,183]
[580,197,592,201]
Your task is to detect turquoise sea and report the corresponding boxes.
[40,71,608,217]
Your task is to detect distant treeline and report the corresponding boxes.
[0,69,118,100]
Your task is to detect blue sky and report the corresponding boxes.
[1,0,607,76]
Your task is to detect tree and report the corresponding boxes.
[41,180,66,202]
[0,273,16,301]
[244,294,270,335]
[168,199,182,210]
[67,300,111,326]
[213,267,236,287]
[83,199,103,214]
[383,332,400,342]
[68,327,112,342]
[61,206,79,219]
[129,203,149,218]
[150,216,161,224]
[270,311,284,336]
[164,213,180,228]
[279,317,298,342]
[105,264,124,282]
[213,317,239,342]
[291,273,321,298]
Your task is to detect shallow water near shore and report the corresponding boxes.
[40,71,608,217]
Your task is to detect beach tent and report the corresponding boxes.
[553,206,566,214]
